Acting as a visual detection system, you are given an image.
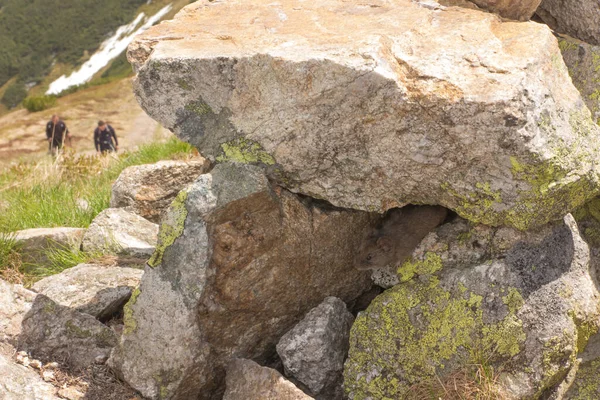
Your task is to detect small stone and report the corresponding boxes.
[42,370,55,382]
[44,362,59,370]
[95,354,108,364]
[29,359,43,369]
[58,387,85,400]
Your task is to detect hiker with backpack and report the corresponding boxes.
[94,120,118,154]
[46,114,71,156]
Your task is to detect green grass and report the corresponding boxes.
[0,137,195,233]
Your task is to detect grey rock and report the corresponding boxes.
[109,162,377,400]
[557,35,600,125]
[110,159,211,223]
[467,0,541,20]
[538,0,600,46]
[126,0,600,230]
[19,295,117,370]
[13,227,85,268]
[0,280,36,345]
[344,214,600,399]
[0,352,60,399]
[32,264,143,320]
[276,297,354,398]
[82,208,158,257]
[223,359,313,400]
[370,265,400,289]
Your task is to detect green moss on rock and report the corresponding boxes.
[148,189,189,268]
[344,274,526,398]
[397,252,443,283]
[123,287,141,336]
[216,138,276,165]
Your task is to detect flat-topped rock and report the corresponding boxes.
[13,227,85,267]
[127,0,600,230]
[32,264,143,321]
[82,208,158,257]
[110,159,210,223]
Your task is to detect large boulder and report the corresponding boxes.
[109,162,378,400]
[31,264,143,321]
[563,332,600,399]
[19,295,118,370]
[0,280,36,345]
[276,297,354,399]
[82,208,158,257]
[13,227,85,268]
[537,0,600,46]
[110,159,211,223]
[344,214,600,399]
[557,35,600,125]
[0,352,60,400]
[467,0,541,20]
[126,0,600,230]
[223,359,313,400]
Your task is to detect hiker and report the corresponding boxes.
[94,120,118,154]
[45,115,71,155]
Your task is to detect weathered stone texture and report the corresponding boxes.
[109,162,377,400]
[0,280,36,345]
[19,295,117,370]
[276,297,354,399]
[110,159,210,222]
[467,0,541,20]
[223,359,313,400]
[538,0,600,46]
[0,352,60,399]
[558,35,600,125]
[82,208,158,257]
[344,214,600,399]
[127,0,600,230]
[32,264,143,320]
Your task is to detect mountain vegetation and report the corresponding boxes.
[0,0,147,88]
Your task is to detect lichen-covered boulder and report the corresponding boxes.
[110,159,210,223]
[537,0,600,46]
[467,0,541,20]
[13,227,86,268]
[223,359,313,400]
[82,208,158,257]
[344,214,600,399]
[563,332,600,399]
[557,35,600,125]
[276,297,354,399]
[31,264,143,321]
[0,352,60,399]
[108,162,377,400]
[126,0,600,230]
[19,295,118,370]
[0,280,36,345]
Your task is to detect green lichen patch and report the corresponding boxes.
[344,276,526,399]
[177,78,192,91]
[216,138,275,165]
[184,101,212,116]
[397,252,443,283]
[567,358,600,399]
[148,190,189,268]
[123,287,141,336]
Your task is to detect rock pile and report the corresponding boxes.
[5,0,600,399]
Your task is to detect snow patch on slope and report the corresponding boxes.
[46,4,172,95]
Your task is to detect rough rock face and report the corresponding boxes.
[467,0,541,20]
[0,280,36,345]
[32,264,143,320]
[19,295,117,370]
[110,159,211,222]
[0,352,60,399]
[344,214,600,399]
[82,208,158,257]
[563,332,600,399]
[223,359,313,400]
[276,297,354,399]
[13,227,85,267]
[558,35,600,125]
[126,0,600,230]
[109,162,377,400]
[537,0,600,46]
